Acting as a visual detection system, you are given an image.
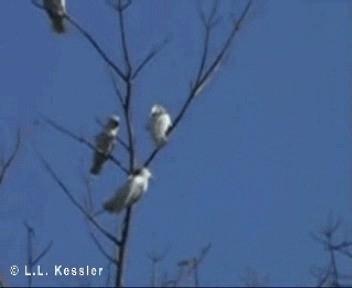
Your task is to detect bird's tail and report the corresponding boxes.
[90,164,102,175]
[156,137,168,148]
[103,193,126,214]
[90,155,105,175]
[51,16,66,34]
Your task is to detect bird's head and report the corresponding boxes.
[133,167,153,180]
[150,105,166,116]
[108,115,120,128]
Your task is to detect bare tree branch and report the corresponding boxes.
[147,248,170,287]
[65,14,127,82]
[116,206,133,287]
[132,37,171,79]
[312,217,352,287]
[107,67,125,108]
[98,33,139,285]
[0,129,20,185]
[35,152,122,247]
[143,0,253,167]
[194,1,252,96]
[108,0,132,13]
[161,244,211,287]
[89,231,119,265]
[123,83,137,170]
[180,243,211,287]
[24,222,53,287]
[83,177,95,214]
[24,221,34,288]
[31,1,127,82]
[116,0,133,74]
[195,0,221,83]
[33,241,54,266]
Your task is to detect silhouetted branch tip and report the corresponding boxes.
[90,231,119,265]
[0,130,20,185]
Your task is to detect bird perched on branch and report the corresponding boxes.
[149,104,172,148]
[43,0,67,34]
[103,168,153,214]
[90,115,120,175]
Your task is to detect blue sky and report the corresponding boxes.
[0,0,351,286]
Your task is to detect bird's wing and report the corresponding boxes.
[104,181,132,213]
[128,176,145,204]
[129,176,149,204]
[61,0,66,13]
[95,133,115,156]
[153,113,172,138]
[160,113,172,134]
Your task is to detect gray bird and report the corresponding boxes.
[90,115,120,175]
[43,0,66,34]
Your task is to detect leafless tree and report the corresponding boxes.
[32,1,255,286]
[160,243,211,287]
[311,216,352,288]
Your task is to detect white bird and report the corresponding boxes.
[43,0,66,34]
[149,104,172,147]
[103,168,153,214]
[90,115,120,175]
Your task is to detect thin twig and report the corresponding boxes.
[107,67,125,108]
[194,0,253,98]
[32,241,54,265]
[132,37,171,79]
[83,176,94,214]
[114,0,137,171]
[89,231,119,265]
[312,216,352,287]
[148,248,170,287]
[65,15,127,82]
[23,222,54,286]
[185,243,211,287]
[328,241,340,287]
[117,0,132,74]
[0,129,20,185]
[24,221,34,287]
[195,0,221,83]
